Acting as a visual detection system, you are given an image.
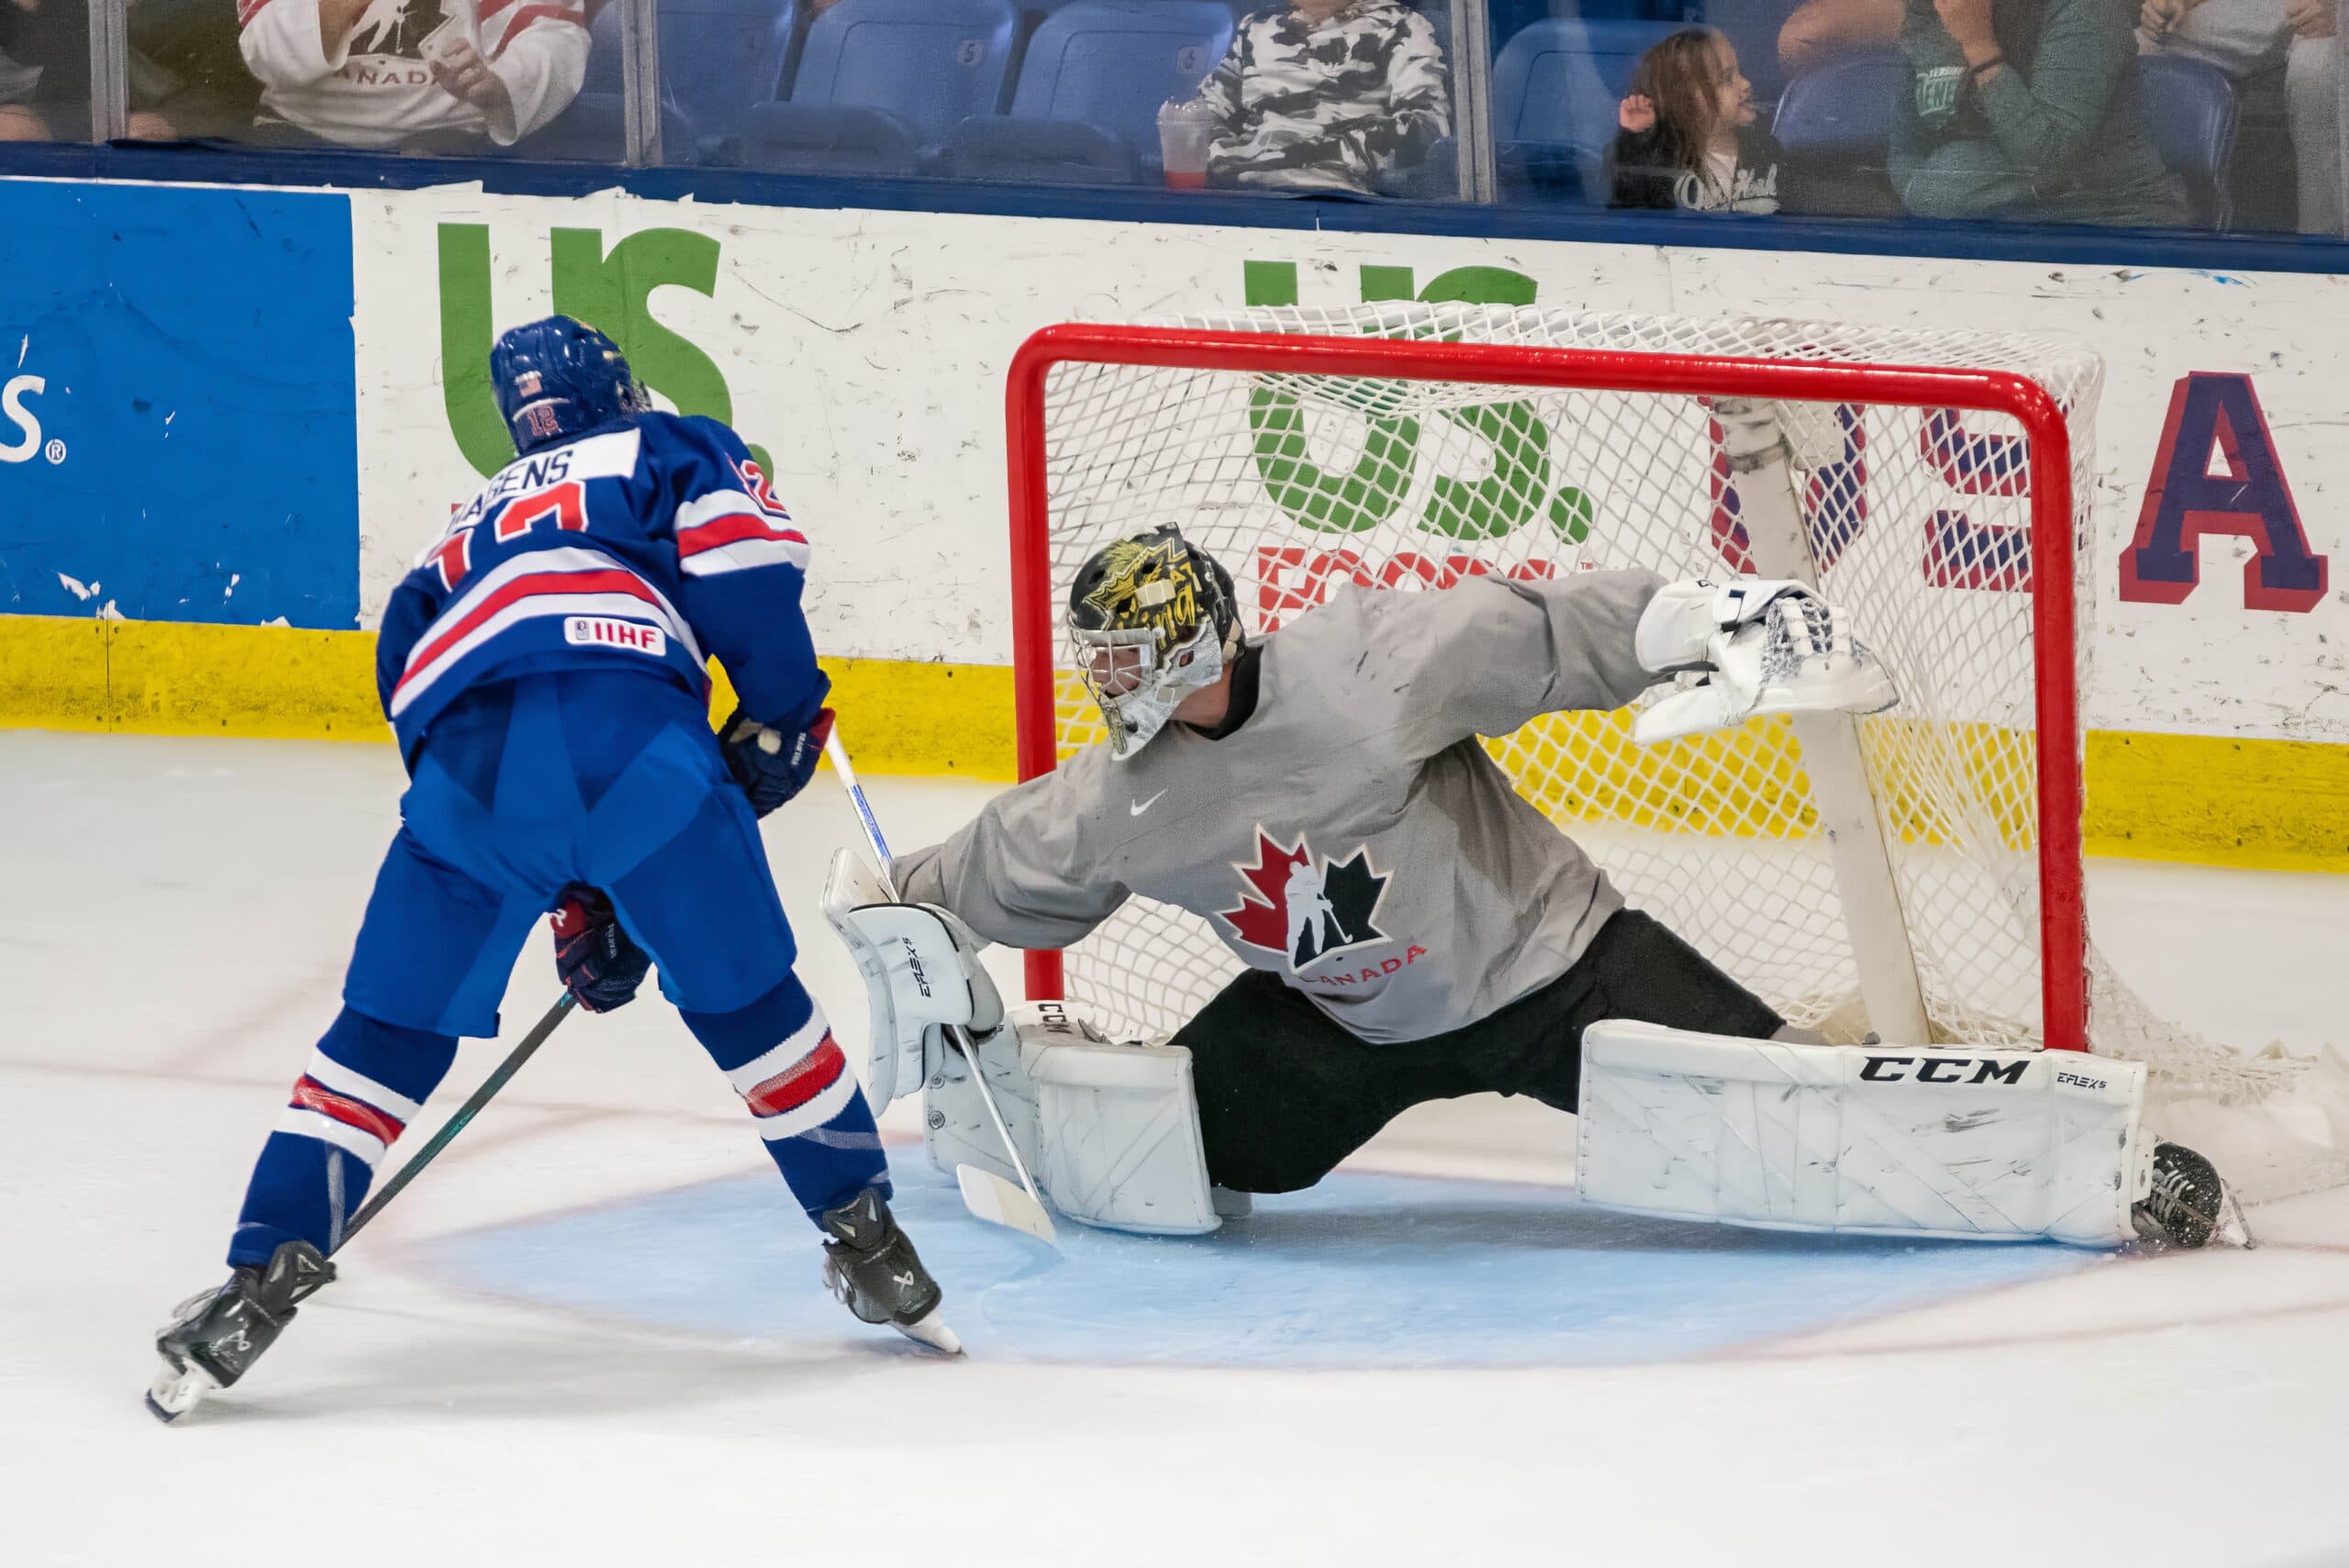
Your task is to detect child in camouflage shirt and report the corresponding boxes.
[1199,0,1451,195]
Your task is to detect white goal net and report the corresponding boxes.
[1006,303,2345,1203]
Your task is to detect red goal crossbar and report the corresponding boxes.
[1003,323,2087,1052]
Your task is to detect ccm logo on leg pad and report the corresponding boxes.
[1860,1055,2031,1085]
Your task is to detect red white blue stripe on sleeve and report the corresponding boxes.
[674,490,812,580]
[275,1051,424,1169]
[388,546,705,720]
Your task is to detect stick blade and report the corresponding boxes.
[956,1163,1058,1245]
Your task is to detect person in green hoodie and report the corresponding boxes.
[1889,0,2188,226]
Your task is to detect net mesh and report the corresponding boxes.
[1019,303,2343,1201]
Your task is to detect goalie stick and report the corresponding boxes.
[824,729,1059,1246]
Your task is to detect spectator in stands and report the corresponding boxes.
[2141,0,2340,232]
[1608,28,1787,212]
[237,0,590,150]
[1198,0,1451,195]
[1889,0,2188,225]
[0,0,202,139]
[1779,0,1901,77]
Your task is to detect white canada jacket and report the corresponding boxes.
[238,0,589,149]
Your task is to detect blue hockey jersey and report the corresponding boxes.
[376,412,822,761]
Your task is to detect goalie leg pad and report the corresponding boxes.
[925,1002,1219,1236]
[1575,1021,2151,1247]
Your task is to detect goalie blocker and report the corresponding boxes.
[827,849,2214,1247]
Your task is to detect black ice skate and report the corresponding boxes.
[2132,1140,2254,1251]
[819,1188,962,1355]
[146,1240,335,1422]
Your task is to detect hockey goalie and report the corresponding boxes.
[828,526,2235,1251]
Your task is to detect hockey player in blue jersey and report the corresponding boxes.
[149,317,955,1420]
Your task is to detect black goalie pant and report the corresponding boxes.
[1169,908,1785,1195]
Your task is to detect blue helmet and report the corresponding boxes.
[489,316,651,456]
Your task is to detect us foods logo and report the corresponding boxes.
[0,368,63,467]
[435,222,771,480]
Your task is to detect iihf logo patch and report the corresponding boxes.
[1217,828,1389,973]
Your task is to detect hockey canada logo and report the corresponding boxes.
[1218,828,1389,973]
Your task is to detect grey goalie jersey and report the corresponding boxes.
[894,571,1666,1045]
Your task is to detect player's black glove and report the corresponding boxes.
[720,704,834,817]
[550,885,651,1013]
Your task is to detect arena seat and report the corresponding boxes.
[1768,45,1902,215]
[659,0,802,147]
[2137,53,2239,231]
[949,0,1234,185]
[718,0,1020,175]
[1490,16,1679,201]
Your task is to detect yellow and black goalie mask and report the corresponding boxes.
[1066,528,1241,761]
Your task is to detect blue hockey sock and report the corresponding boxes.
[228,1008,459,1267]
[683,973,891,1222]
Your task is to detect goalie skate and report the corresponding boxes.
[2132,1141,2254,1251]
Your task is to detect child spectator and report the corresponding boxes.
[1608,27,1787,213]
[1889,0,2187,226]
[1199,0,1451,195]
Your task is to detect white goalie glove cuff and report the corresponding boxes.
[1632,578,1898,745]
[821,848,1004,1106]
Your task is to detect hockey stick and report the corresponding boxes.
[332,992,579,1255]
[823,731,1059,1245]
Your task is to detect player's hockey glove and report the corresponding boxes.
[550,885,651,1013]
[721,705,835,817]
[1631,579,1897,745]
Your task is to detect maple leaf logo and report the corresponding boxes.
[1218,828,1389,973]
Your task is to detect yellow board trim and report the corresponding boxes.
[2,615,2343,871]
[0,616,1014,780]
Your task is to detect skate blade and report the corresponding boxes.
[955,1163,1057,1245]
[893,1309,963,1357]
[145,1360,220,1424]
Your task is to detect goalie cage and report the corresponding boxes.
[1003,303,2349,1204]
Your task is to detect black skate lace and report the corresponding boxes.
[2146,1163,2211,1227]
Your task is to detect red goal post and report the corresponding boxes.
[1003,319,2087,1054]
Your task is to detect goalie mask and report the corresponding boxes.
[1067,528,1241,760]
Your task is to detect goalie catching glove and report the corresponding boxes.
[820,848,1004,1106]
[1631,579,1898,745]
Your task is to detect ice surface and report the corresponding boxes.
[4,728,2348,1567]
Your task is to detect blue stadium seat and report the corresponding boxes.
[1490,17,1679,200]
[949,0,1235,185]
[718,0,1019,174]
[1768,47,1903,217]
[2137,53,2238,230]
[1769,45,1901,157]
[660,0,801,146]
[534,1,785,163]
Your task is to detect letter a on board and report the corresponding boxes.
[2120,373,2328,612]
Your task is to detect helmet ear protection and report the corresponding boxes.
[1065,528,1241,760]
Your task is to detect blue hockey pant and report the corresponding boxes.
[228,669,886,1267]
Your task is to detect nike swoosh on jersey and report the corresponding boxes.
[1130,790,1169,817]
